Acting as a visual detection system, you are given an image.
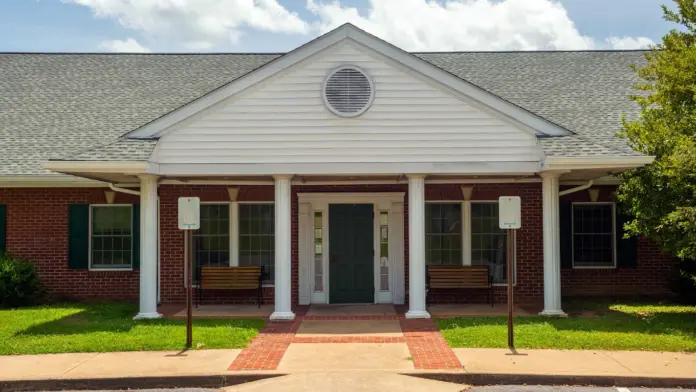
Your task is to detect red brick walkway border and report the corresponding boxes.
[228,319,301,371]
[399,317,463,370]
[292,336,406,343]
[228,308,463,371]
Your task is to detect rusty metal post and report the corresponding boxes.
[507,229,515,350]
[186,230,193,349]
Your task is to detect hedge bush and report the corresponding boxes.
[0,252,43,307]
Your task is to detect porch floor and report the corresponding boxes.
[306,304,396,317]
[167,304,274,319]
[428,303,537,317]
[161,303,537,319]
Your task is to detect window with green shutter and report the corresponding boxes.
[68,204,90,269]
[90,205,134,270]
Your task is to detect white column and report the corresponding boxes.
[406,175,430,319]
[540,172,566,316]
[270,175,295,321]
[134,174,161,320]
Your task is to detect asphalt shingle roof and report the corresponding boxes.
[0,50,648,176]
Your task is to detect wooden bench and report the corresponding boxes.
[197,266,266,308]
[426,265,493,307]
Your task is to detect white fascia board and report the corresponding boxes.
[543,155,655,171]
[42,161,153,174]
[0,175,106,188]
[156,161,540,176]
[124,24,572,140]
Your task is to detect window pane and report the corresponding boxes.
[239,204,275,282]
[425,204,462,266]
[471,203,508,283]
[192,204,230,283]
[573,204,614,267]
[91,206,133,269]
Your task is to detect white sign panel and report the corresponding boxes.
[178,197,201,230]
[499,196,522,229]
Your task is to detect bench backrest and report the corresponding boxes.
[427,265,491,288]
[200,266,263,290]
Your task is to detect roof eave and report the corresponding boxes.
[543,155,655,171]
[42,161,155,174]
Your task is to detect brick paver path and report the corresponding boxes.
[399,317,463,370]
[228,306,462,371]
[228,319,301,371]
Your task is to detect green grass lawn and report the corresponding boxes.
[0,303,264,355]
[436,302,696,352]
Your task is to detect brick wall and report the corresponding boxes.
[559,186,677,298]
[424,183,544,305]
[0,187,140,301]
[0,184,677,304]
[159,185,275,304]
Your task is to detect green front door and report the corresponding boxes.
[329,204,374,303]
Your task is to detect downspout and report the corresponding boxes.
[559,180,594,196]
[109,183,141,196]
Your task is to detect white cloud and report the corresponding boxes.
[99,37,150,52]
[607,36,655,50]
[66,0,657,52]
[307,0,597,51]
[65,0,308,50]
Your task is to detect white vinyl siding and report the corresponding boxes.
[154,43,541,165]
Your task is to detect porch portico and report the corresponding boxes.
[41,24,655,321]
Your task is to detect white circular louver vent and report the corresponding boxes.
[322,65,375,117]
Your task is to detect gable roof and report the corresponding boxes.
[0,45,648,176]
[125,24,574,140]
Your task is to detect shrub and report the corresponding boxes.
[0,253,43,307]
[668,259,696,305]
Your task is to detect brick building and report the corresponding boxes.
[0,25,675,320]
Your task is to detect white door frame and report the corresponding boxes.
[297,192,405,305]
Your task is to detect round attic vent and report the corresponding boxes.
[322,65,375,117]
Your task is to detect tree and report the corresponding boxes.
[618,0,696,259]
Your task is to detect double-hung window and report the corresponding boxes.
[425,203,462,266]
[239,204,275,282]
[572,203,616,268]
[90,205,133,270]
[191,203,275,284]
[193,204,230,272]
[471,202,508,283]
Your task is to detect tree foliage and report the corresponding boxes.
[619,0,696,259]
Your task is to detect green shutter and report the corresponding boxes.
[559,200,573,269]
[0,205,6,253]
[68,204,90,269]
[616,208,638,268]
[132,204,140,269]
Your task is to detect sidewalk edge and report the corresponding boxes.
[0,374,285,392]
[405,372,696,388]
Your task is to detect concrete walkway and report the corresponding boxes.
[0,349,242,381]
[222,371,467,392]
[1,348,696,390]
[455,348,696,379]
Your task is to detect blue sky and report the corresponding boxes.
[0,0,675,52]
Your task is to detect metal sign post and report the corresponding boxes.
[499,196,521,351]
[178,197,201,349]
[506,229,515,349]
